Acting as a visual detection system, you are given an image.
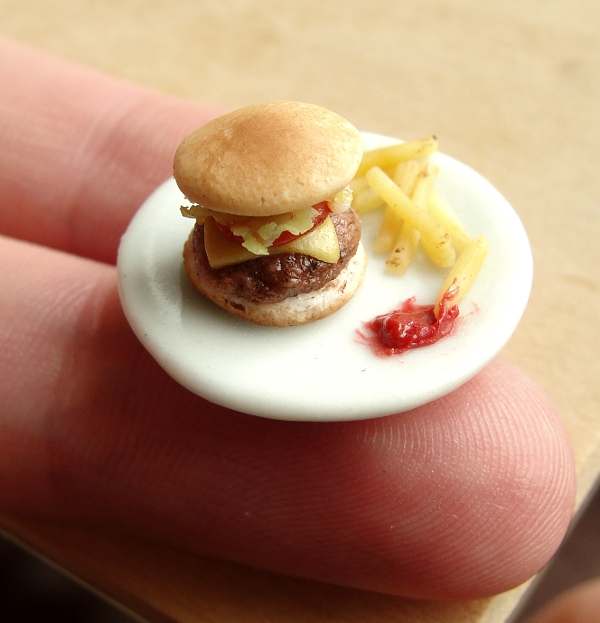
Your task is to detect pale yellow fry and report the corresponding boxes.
[356,136,438,177]
[366,167,455,267]
[353,187,384,213]
[411,164,437,207]
[428,188,471,253]
[385,164,437,274]
[385,225,420,275]
[373,206,404,253]
[392,160,422,194]
[434,235,489,317]
[349,175,369,195]
[373,161,421,254]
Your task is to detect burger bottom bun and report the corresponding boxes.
[183,239,367,327]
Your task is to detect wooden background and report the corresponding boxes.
[0,1,599,621]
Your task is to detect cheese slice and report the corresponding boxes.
[182,204,319,256]
[203,216,340,269]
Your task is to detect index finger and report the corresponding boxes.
[0,232,576,599]
[0,37,222,264]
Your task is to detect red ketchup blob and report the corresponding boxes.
[359,283,460,357]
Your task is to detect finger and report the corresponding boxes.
[0,235,575,599]
[0,37,222,264]
[525,578,600,623]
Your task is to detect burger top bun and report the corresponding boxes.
[173,100,363,217]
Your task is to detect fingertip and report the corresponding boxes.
[152,357,575,600]
[394,358,576,599]
[92,356,575,600]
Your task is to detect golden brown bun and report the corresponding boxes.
[173,101,363,217]
[183,237,367,327]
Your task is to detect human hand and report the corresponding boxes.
[0,36,576,600]
[525,577,600,623]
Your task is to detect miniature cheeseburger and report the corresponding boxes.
[175,100,367,327]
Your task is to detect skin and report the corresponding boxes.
[0,36,577,600]
[526,578,600,623]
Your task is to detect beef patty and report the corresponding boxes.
[187,209,362,304]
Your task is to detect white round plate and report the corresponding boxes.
[117,132,532,421]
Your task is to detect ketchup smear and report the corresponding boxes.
[358,282,460,357]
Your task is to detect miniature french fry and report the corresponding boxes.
[373,160,421,254]
[349,174,370,195]
[392,159,422,194]
[353,186,384,213]
[366,166,455,267]
[356,136,438,177]
[434,235,489,316]
[428,188,471,253]
[386,164,437,274]
[373,206,403,253]
[385,225,421,274]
